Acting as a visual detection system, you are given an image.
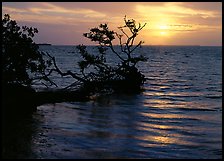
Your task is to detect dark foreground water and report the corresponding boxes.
[5,46,222,159]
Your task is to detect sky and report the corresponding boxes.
[2,2,222,46]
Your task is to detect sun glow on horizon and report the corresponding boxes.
[159,25,169,30]
[160,31,167,35]
[158,25,169,36]
[2,2,222,46]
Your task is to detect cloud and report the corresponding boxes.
[2,6,28,13]
[28,2,106,18]
[136,2,221,20]
[2,2,107,25]
[48,2,138,16]
[178,2,222,12]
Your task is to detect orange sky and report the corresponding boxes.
[2,2,222,46]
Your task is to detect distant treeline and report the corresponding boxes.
[37,43,52,46]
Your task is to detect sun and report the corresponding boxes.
[160,31,166,35]
[159,25,169,36]
[159,25,169,30]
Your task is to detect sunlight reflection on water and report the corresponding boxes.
[29,46,222,159]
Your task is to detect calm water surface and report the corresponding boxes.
[28,46,222,159]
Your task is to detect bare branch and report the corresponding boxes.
[46,53,86,83]
[130,41,143,53]
[118,27,129,39]
[109,43,126,62]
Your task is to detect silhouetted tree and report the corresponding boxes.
[2,14,54,87]
[76,16,148,93]
[47,16,148,94]
[2,14,148,96]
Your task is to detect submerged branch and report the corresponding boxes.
[46,52,86,83]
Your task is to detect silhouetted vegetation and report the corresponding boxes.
[1,14,147,106]
[2,14,148,159]
[49,16,147,94]
[78,16,147,93]
[2,14,47,158]
[2,14,54,87]
[1,14,54,116]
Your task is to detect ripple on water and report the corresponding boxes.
[29,46,222,159]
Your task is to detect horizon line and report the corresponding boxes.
[38,44,222,47]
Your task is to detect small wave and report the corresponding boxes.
[174,107,216,112]
[205,95,222,99]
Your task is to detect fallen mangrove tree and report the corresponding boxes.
[2,14,148,112]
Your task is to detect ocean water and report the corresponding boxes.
[29,45,222,159]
